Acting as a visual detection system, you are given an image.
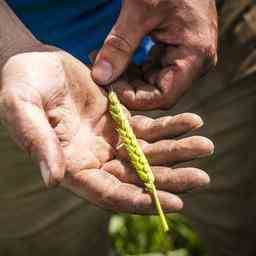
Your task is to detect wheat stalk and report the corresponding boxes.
[108,90,169,232]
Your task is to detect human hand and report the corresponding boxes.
[0,49,214,213]
[92,0,218,110]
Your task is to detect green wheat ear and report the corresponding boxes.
[108,90,169,232]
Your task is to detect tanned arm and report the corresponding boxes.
[0,1,42,68]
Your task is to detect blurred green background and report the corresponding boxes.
[109,214,206,256]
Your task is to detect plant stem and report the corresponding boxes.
[151,184,169,232]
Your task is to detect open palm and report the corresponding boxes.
[0,49,213,214]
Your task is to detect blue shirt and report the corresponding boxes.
[7,0,151,64]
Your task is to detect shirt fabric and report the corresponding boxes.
[6,0,151,64]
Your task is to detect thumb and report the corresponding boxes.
[0,93,65,186]
[92,2,146,85]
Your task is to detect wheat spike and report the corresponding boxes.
[108,90,169,232]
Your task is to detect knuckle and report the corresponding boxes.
[105,34,133,55]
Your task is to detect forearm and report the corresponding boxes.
[0,1,41,68]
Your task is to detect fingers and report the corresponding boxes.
[0,90,65,186]
[63,168,183,214]
[130,113,203,142]
[117,136,214,166]
[112,44,217,110]
[91,0,156,85]
[103,160,210,193]
[112,78,164,110]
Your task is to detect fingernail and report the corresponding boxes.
[39,161,51,186]
[171,196,183,211]
[199,172,210,185]
[190,172,210,190]
[92,60,113,84]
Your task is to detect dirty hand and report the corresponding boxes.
[92,0,218,110]
[0,49,214,213]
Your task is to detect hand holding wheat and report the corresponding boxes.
[7,51,213,217]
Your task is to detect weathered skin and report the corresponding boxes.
[0,1,217,254]
[0,49,214,213]
[92,0,218,110]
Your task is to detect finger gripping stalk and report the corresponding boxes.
[108,90,169,232]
